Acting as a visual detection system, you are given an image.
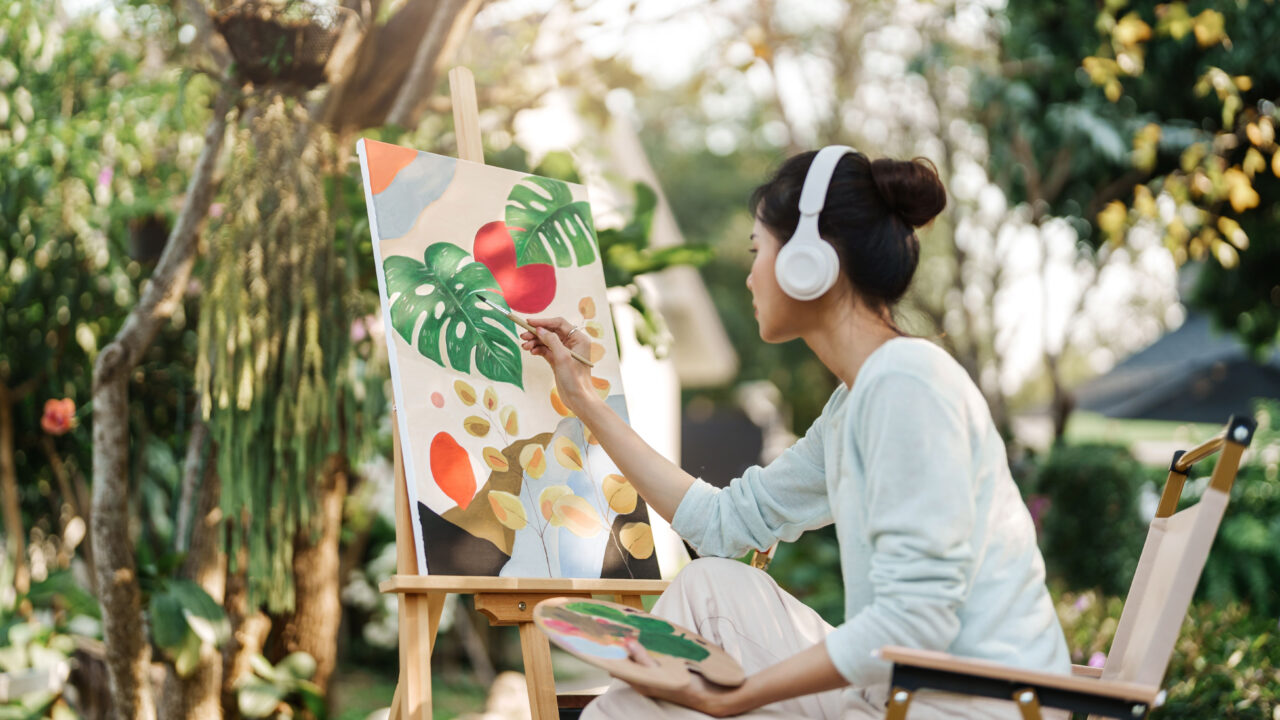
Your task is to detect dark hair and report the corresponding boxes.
[750,150,946,312]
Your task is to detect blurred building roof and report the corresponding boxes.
[1073,311,1280,423]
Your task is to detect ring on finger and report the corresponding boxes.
[566,325,584,339]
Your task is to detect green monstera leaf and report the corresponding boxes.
[506,175,599,267]
[384,243,523,388]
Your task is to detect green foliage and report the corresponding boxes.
[506,176,598,267]
[766,525,845,626]
[146,578,231,678]
[1,562,79,719]
[1055,590,1280,719]
[236,652,325,719]
[383,244,523,388]
[1034,443,1146,596]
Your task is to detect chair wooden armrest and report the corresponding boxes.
[876,646,1162,720]
[1071,664,1104,679]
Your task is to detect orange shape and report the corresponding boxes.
[365,140,420,195]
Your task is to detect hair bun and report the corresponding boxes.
[869,157,946,228]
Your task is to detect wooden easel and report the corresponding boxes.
[379,67,670,720]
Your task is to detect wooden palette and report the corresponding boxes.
[533,598,745,690]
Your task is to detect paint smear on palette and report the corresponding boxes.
[562,602,709,661]
[559,635,629,660]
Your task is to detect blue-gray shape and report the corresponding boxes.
[375,152,458,241]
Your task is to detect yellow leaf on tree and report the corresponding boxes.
[1097,201,1128,244]
[1114,13,1151,47]
[620,522,655,560]
[1192,9,1227,48]
[482,447,509,472]
[1133,185,1157,218]
[463,416,491,437]
[553,436,584,472]
[1217,217,1249,251]
[488,490,527,531]
[552,495,604,538]
[1224,168,1260,212]
[603,474,637,514]
[1243,148,1266,178]
[520,444,547,479]
[539,485,573,524]
[454,380,477,406]
[1273,149,1280,179]
[500,405,519,435]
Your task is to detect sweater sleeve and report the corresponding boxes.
[669,394,837,559]
[823,372,975,685]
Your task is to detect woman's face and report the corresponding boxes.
[746,216,804,343]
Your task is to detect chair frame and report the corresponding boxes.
[878,414,1257,720]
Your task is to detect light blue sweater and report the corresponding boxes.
[670,337,1070,685]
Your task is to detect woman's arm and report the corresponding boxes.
[522,318,695,522]
[627,641,848,717]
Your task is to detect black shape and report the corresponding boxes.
[600,509,661,580]
[417,501,507,576]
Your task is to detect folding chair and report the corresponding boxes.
[877,414,1257,720]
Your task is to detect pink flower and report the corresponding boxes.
[1088,651,1107,668]
[209,203,225,219]
[41,398,77,436]
[97,166,114,189]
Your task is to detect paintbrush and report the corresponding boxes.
[480,295,595,368]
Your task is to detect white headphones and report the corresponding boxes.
[774,145,857,300]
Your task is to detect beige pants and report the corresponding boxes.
[583,558,1060,720]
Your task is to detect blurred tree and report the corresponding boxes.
[976,0,1280,436]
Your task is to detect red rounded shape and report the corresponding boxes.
[431,392,445,408]
[429,432,476,510]
[473,221,557,314]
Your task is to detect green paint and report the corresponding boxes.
[564,602,710,662]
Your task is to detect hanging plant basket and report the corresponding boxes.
[213,0,352,89]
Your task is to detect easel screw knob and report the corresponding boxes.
[518,601,528,611]
[1018,691,1034,704]
[1233,425,1249,442]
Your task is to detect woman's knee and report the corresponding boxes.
[671,557,772,593]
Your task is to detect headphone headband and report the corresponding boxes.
[773,145,857,301]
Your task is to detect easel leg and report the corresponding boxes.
[519,621,560,720]
[396,592,446,720]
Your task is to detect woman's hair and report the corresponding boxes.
[750,151,946,313]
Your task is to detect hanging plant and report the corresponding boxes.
[213,0,354,90]
[195,94,363,612]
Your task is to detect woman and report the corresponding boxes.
[522,147,1070,719]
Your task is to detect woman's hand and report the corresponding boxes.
[521,317,598,416]
[619,640,746,718]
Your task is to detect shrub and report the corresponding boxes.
[1035,443,1147,596]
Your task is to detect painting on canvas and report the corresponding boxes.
[356,138,659,579]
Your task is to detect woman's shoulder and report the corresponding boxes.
[860,337,968,387]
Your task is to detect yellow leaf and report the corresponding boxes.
[488,490,527,530]
[1212,238,1239,269]
[483,387,498,411]
[588,342,606,363]
[1217,217,1249,251]
[553,436,584,472]
[482,447,509,472]
[1097,201,1128,244]
[500,405,518,435]
[539,485,573,524]
[584,321,603,339]
[579,296,596,320]
[1133,185,1157,218]
[463,416,491,437]
[590,376,611,399]
[454,380,477,406]
[1243,148,1266,178]
[620,522,654,560]
[603,474,637,514]
[1224,168,1260,212]
[1234,76,1252,92]
[1114,13,1151,47]
[1192,9,1226,48]
[519,445,547,479]
[552,495,604,538]
[584,426,599,446]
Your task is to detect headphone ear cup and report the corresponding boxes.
[776,231,840,301]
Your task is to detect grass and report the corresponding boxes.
[1064,411,1222,446]
[328,665,488,720]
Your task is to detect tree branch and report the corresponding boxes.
[385,0,484,127]
[91,82,236,720]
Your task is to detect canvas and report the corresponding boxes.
[356,139,659,580]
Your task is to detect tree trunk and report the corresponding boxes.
[91,84,234,720]
[159,453,225,720]
[0,383,28,598]
[274,454,348,694]
[221,550,272,720]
